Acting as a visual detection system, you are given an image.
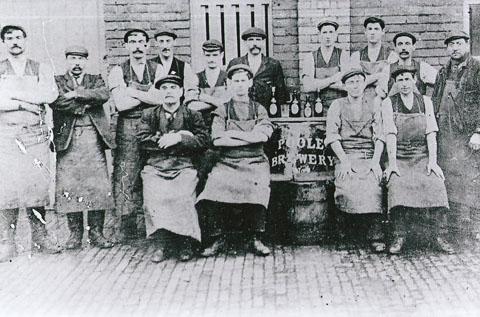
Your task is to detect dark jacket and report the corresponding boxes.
[52,73,115,152]
[432,56,480,134]
[227,54,288,107]
[136,104,209,170]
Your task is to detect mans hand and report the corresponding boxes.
[157,132,182,149]
[338,159,355,180]
[383,164,401,182]
[369,161,383,182]
[177,130,194,137]
[469,133,480,151]
[63,90,78,100]
[427,162,445,180]
[375,85,387,99]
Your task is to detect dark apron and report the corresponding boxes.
[387,98,449,211]
[437,80,480,209]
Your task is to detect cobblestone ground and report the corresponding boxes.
[2,210,480,316]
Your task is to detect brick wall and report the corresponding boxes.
[350,0,464,67]
[103,0,191,66]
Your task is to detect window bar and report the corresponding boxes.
[264,3,269,57]
[219,5,226,65]
[234,4,241,57]
[203,5,210,40]
[249,4,255,27]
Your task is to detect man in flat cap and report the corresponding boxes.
[108,28,161,241]
[227,27,288,109]
[137,74,209,262]
[351,17,395,99]
[388,32,437,96]
[301,19,349,114]
[197,64,274,257]
[0,25,60,262]
[432,31,480,241]
[382,66,452,254]
[149,27,197,92]
[51,45,114,250]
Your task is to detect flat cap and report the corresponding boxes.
[393,32,417,45]
[202,39,224,52]
[123,28,149,43]
[64,45,88,58]
[241,27,267,40]
[154,74,183,89]
[227,64,253,79]
[341,69,366,84]
[154,27,177,40]
[444,30,469,45]
[317,19,339,31]
[391,65,417,79]
[364,16,385,29]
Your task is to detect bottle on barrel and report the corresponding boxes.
[314,88,323,117]
[303,95,313,118]
[268,86,279,117]
[289,90,301,118]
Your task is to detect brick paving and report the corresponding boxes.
[2,210,480,316]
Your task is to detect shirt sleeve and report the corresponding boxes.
[38,63,59,104]
[325,100,342,146]
[253,104,274,139]
[372,97,385,142]
[420,62,438,85]
[210,112,227,140]
[108,66,126,91]
[183,63,199,95]
[381,97,398,136]
[423,96,438,134]
[339,50,351,72]
[300,52,315,79]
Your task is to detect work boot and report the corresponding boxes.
[436,237,455,254]
[0,209,19,263]
[120,214,137,241]
[27,208,61,254]
[250,237,271,256]
[388,237,405,255]
[65,212,83,250]
[201,236,226,257]
[87,210,113,249]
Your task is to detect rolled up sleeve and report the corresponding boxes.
[381,97,398,136]
[325,100,342,146]
[423,96,438,134]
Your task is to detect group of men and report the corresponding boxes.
[0,13,479,263]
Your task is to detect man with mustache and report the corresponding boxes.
[108,29,160,241]
[388,32,437,96]
[0,25,60,262]
[432,31,480,243]
[301,19,349,113]
[51,46,114,249]
[227,27,288,109]
[149,28,197,93]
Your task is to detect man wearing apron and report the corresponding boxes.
[227,27,288,110]
[432,31,480,241]
[108,29,160,241]
[382,66,452,254]
[137,74,209,262]
[351,17,395,100]
[52,46,114,250]
[326,69,386,252]
[186,40,231,194]
[0,25,60,262]
[301,19,349,113]
[197,64,274,257]
[388,32,437,96]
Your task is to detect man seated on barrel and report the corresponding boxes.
[197,64,274,257]
[136,74,209,262]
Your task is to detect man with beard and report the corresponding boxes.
[0,25,60,262]
[301,19,349,113]
[108,29,160,241]
[432,31,480,243]
[227,27,288,109]
[52,46,114,249]
[351,17,395,99]
[149,27,197,92]
[388,32,437,96]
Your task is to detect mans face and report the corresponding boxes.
[344,75,366,98]
[319,25,338,48]
[447,39,469,61]
[246,36,263,56]
[364,23,384,45]
[125,32,148,60]
[66,55,87,76]
[158,83,183,104]
[395,72,415,95]
[228,71,253,97]
[203,50,223,69]
[395,36,415,61]
[3,30,26,57]
[156,35,175,59]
